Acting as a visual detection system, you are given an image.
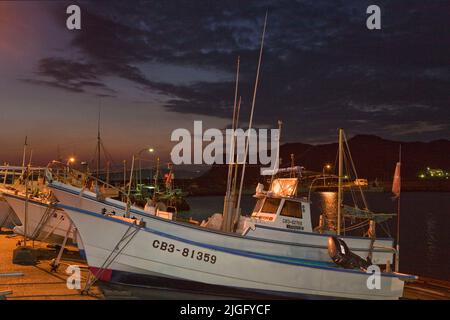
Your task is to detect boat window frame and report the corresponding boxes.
[253,198,265,214]
[279,199,303,219]
[259,197,281,215]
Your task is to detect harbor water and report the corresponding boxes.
[181,192,450,282]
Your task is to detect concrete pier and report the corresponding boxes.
[0,232,102,300]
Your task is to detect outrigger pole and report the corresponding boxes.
[235,10,268,228]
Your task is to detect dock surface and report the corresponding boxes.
[404,277,450,300]
[0,232,103,300]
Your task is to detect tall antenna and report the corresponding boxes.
[269,120,282,184]
[226,56,240,197]
[96,104,101,180]
[21,136,28,174]
[395,144,402,272]
[235,11,268,223]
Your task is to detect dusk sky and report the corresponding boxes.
[0,0,449,168]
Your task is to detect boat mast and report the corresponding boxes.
[226,56,240,196]
[229,97,242,229]
[235,11,268,226]
[153,157,160,201]
[395,145,402,272]
[21,136,28,175]
[96,107,101,181]
[24,166,29,247]
[106,161,110,185]
[337,128,343,235]
[123,160,127,189]
[231,96,242,196]
[222,56,240,232]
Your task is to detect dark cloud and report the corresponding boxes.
[21,57,117,96]
[28,0,450,141]
[21,78,85,93]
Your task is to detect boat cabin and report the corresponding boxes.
[250,178,312,232]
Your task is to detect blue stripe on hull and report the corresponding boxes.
[79,249,87,260]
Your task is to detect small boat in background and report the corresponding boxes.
[1,190,77,245]
[0,165,78,244]
[0,165,26,230]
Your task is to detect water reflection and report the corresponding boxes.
[318,192,337,230]
[425,210,438,273]
[184,192,450,281]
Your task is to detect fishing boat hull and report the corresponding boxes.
[49,181,394,265]
[60,202,412,299]
[0,196,21,229]
[1,192,77,244]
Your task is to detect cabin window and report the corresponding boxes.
[280,200,302,219]
[261,198,281,214]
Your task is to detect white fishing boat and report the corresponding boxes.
[0,165,24,229]
[47,129,396,266]
[49,177,394,265]
[0,164,78,244]
[58,198,415,299]
[0,188,77,245]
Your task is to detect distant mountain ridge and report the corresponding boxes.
[280,134,450,181]
[190,134,450,194]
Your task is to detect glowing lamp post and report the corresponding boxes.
[323,164,332,186]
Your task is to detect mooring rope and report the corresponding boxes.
[82,222,142,294]
[29,204,55,240]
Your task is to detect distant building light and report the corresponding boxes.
[419,167,449,180]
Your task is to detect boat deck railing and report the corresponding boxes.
[45,161,131,203]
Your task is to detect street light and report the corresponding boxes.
[67,157,76,166]
[323,164,332,186]
[125,148,157,212]
[137,147,155,186]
